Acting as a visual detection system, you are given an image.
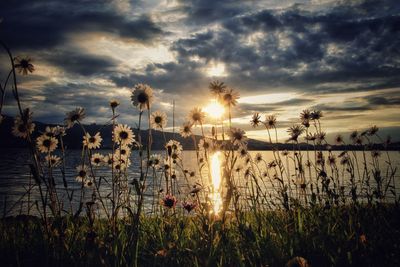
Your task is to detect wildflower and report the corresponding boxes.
[36,135,58,153]
[113,159,130,171]
[188,107,205,126]
[45,155,61,167]
[264,115,277,129]
[302,119,310,128]
[76,165,88,183]
[131,83,154,110]
[14,56,34,75]
[12,116,35,139]
[237,144,248,158]
[300,109,311,122]
[286,256,310,267]
[209,80,226,96]
[235,164,243,172]
[179,121,193,138]
[354,136,363,145]
[113,124,135,145]
[64,107,85,128]
[150,110,167,129]
[368,125,379,136]
[359,234,367,245]
[114,146,131,162]
[109,99,120,110]
[268,160,277,169]
[305,133,317,142]
[310,110,323,120]
[255,152,263,163]
[250,112,262,127]
[91,153,104,166]
[83,132,102,149]
[182,201,197,213]
[149,154,162,169]
[340,156,350,165]
[327,155,336,166]
[287,125,305,142]
[281,150,289,156]
[244,156,251,166]
[220,88,239,107]
[335,134,344,144]
[103,154,114,167]
[349,131,358,142]
[228,127,248,146]
[198,138,214,153]
[244,168,252,178]
[371,150,381,158]
[317,132,326,143]
[84,178,94,188]
[166,140,183,155]
[162,194,177,208]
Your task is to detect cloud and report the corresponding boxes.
[0,0,164,50]
[0,0,399,138]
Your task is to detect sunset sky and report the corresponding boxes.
[1,0,399,142]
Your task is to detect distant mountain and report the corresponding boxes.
[1,116,399,151]
[0,115,271,150]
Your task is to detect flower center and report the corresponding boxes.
[79,170,86,177]
[43,139,52,148]
[70,114,80,122]
[89,137,96,143]
[154,116,162,124]
[119,131,128,139]
[137,92,149,103]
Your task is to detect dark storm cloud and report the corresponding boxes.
[167,0,400,94]
[176,0,254,25]
[111,61,206,94]
[43,50,117,76]
[0,0,164,50]
[365,94,400,106]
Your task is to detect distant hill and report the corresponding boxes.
[1,116,399,151]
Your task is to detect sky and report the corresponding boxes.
[1,0,400,142]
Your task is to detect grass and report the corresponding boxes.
[1,204,399,267]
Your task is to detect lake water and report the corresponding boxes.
[0,148,399,216]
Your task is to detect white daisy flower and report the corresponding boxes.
[228,127,248,146]
[64,107,85,128]
[44,155,61,167]
[150,110,167,129]
[76,165,88,183]
[165,139,183,155]
[12,116,35,139]
[36,134,58,153]
[179,121,193,138]
[188,107,205,126]
[131,83,154,110]
[113,124,135,145]
[83,132,102,149]
[91,153,104,166]
[198,138,215,154]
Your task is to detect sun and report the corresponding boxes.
[204,100,225,118]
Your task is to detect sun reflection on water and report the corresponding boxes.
[210,152,222,214]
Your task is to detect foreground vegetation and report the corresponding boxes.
[1,204,399,267]
[1,41,399,267]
